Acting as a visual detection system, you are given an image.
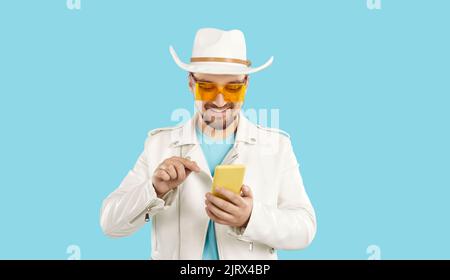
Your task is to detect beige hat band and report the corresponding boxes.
[190,57,252,67]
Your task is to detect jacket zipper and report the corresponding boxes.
[130,204,152,224]
[227,229,254,252]
[222,151,238,165]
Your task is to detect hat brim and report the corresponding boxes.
[169,46,273,75]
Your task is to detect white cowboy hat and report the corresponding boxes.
[169,28,274,75]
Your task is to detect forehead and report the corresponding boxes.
[192,73,246,83]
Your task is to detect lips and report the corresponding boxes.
[205,103,233,115]
[204,102,233,110]
[210,108,227,113]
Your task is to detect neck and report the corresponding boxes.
[196,113,239,140]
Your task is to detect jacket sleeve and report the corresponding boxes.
[239,137,317,250]
[99,135,176,238]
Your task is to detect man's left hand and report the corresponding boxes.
[205,185,253,227]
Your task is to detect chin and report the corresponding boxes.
[203,109,237,129]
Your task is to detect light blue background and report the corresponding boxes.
[1,0,449,259]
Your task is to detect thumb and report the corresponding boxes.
[241,185,253,198]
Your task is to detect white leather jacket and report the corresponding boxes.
[100,112,317,259]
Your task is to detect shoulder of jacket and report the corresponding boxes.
[255,124,290,139]
[147,124,183,137]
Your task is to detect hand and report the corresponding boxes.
[152,156,200,198]
[205,185,253,228]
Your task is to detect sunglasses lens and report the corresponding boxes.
[195,82,217,101]
[194,82,246,102]
[224,84,246,102]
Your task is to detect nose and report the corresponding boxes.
[213,93,226,107]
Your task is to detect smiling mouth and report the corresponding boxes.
[210,108,227,113]
[205,103,233,113]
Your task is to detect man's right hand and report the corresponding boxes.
[152,156,201,198]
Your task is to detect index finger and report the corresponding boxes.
[215,187,245,207]
[174,157,201,172]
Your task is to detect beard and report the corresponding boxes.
[201,102,239,130]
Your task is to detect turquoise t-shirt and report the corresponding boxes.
[195,126,235,260]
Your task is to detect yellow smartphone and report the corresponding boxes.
[211,164,246,200]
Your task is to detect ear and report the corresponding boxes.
[188,73,195,94]
[245,75,250,86]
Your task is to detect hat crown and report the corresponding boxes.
[191,28,247,60]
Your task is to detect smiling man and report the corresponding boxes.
[100,28,317,260]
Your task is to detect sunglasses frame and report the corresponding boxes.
[190,73,248,102]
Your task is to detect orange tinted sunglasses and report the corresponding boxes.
[190,73,247,102]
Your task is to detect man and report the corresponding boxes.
[100,28,317,260]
